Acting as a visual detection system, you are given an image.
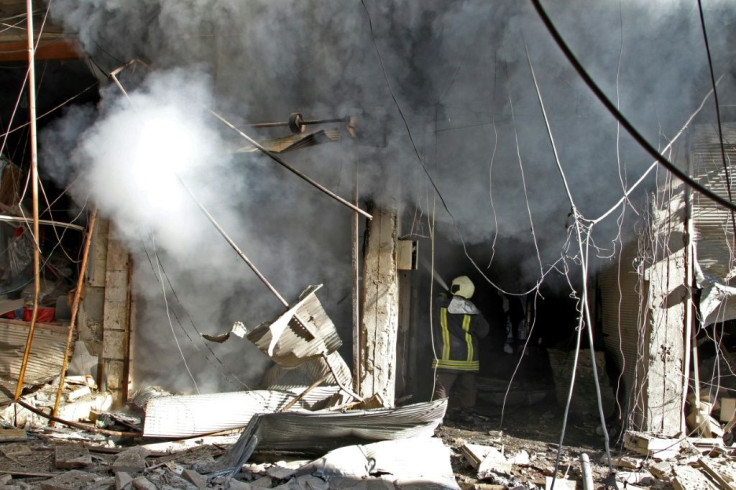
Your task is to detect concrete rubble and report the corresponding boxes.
[0,376,734,489]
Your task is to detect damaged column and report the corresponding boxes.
[358,205,399,407]
[100,223,133,407]
[644,197,688,435]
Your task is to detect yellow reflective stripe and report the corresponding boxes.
[432,359,480,371]
[462,315,473,362]
[440,308,450,360]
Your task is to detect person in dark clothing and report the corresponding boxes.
[501,292,527,354]
[431,275,490,419]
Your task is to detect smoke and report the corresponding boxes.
[40,0,736,392]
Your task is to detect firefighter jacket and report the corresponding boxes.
[431,294,490,372]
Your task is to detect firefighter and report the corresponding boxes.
[431,275,490,421]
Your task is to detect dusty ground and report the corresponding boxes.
[434,400,626,489]
[0,392,729,489]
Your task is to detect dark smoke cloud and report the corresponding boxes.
[41,0,736,392]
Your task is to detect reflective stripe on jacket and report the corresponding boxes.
[432,296,489,372]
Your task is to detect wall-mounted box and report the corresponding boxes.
[397,239,418,270]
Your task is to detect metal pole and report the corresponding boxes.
[247,117,347,129]
[177,175,289,308]
[14,0,41,402]
[352,156,361,393]
[580,453,594,490]
[51,208,97,422]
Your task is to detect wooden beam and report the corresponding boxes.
[0,38,82,62]
[358,205,399,406]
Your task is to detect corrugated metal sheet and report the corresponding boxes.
[215,398,448,474]
[143,390,311,438]
[689,124,736,325]
[247,284,342,368]
[0,319,69,403]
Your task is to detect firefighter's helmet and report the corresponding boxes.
[450,275,474,299]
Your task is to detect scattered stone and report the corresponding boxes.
[477,447,512,479]
[39,470,104,490]
[115,471,133,490]
[131,476,157,490]
[226,479,254,490]
[267,462,300,480]
[672,464,718,490]
[610,455,641,470]
[252,476,273,488]
[295,475,328,490]
[271,478,301,490]
[54,445,92,469]
[544,476,576,489]
[0,445,32,464]
[510,450,530,465]
[112,447,149,474]
[182,468,207,489]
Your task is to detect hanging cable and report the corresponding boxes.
[696,0,736,243]
[529,0,736,213]
[150,235,199,394]
[525,43,614,480]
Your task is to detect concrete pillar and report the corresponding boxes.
[644,199,688,435]
[100,224,132,407]
[358,206,399,407]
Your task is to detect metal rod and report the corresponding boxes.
[107,66,292,310]
[247,117,347,129]
[209,110,372,220]
[0,215,85,231]
[279,376,326,413]
[352,157,361,394]
[16,398,140,438]
[15,0,41,403]
[123,254,133,403]
[51,208,97,423]
[322,353,363,401]
[177,175,289,308]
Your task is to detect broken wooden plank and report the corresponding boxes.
[672,465,718,490]
[460,443,489,470]
[0,428,27,443]
[698,458,736,489]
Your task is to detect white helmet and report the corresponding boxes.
[450,275,474,299]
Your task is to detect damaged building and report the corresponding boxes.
[0,1,733,489]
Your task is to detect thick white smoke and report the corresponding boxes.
[40,0,736,392]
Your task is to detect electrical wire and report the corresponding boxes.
[525,46,614,480]
[149,235,200,394]
[530,0,736,214]
[696,0,736,242]
[138,238,250,391]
